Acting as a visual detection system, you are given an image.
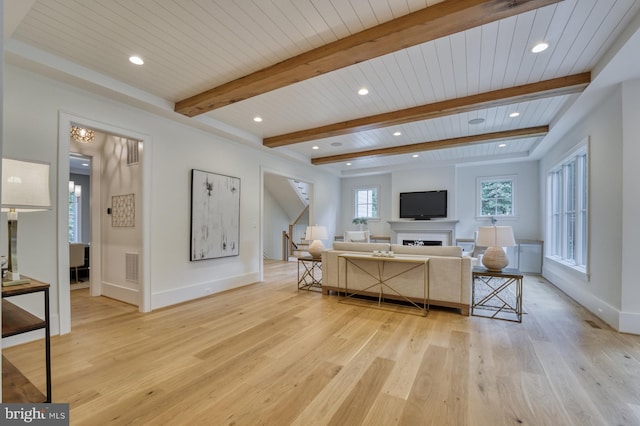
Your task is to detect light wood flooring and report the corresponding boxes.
[4,260,640,425]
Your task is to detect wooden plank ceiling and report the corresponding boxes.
[10,0,640,173]
[173,0,574,166]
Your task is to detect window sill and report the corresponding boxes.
[545,256,588,279]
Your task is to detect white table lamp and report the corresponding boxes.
[305,225,328,259]
[476,225,516,271]
[1,158,52,286]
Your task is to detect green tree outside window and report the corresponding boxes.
[480,179,513,216]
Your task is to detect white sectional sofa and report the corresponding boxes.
[322,242,472,315]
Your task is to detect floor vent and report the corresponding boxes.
[125,252,139,283]
[585,319,601,329]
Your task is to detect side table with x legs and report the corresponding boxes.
[472,266,523,322]
[298,256,322,291]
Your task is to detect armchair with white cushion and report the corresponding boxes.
[344,230,370,243]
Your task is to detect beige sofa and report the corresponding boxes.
[322,242,472,315]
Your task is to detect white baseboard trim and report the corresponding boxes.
[544,261,640,335]
[619,311,640,335]
[151,272,260,310]
[102,281,140,306]
[543,263,620,330]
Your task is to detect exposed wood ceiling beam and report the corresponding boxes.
[265,73,589,148]
[175,0,563,117]
[310,126,549,165]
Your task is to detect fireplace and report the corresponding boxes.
[388,220,458,246]
[403,240,443,246]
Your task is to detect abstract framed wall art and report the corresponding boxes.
[190,169,240,261]
[111,193,135,227]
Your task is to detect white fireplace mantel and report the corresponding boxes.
[388,220,459,246]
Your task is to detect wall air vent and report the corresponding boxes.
[127,139,140,166]
[125,252,139,283]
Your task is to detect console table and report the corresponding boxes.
[2,278,52,402]
[338,253,429,316]
[472,267,523,322]
[297,256,322,291]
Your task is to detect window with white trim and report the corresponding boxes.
[477,176,515,217]
[547,145,588,270]
[354,186,379,220]
[68,186,81,242]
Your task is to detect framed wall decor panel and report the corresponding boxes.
[190,169,240,261]
[112,193,135,227]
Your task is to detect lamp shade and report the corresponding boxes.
[476,226,516,247]
[305,225,328,259]
[305,225,328,241]
[1,158,52,212]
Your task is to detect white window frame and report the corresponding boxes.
[353,186,380,221]
[68,188,81,243]
[546,142,588,273]
[476,175,517,218]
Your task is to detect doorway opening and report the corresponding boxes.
[262,170,313,263]
[58,112,151,335]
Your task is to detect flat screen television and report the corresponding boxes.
[399,190,447,220]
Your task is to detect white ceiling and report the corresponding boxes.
[5,0,640,176]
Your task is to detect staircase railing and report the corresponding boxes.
[281,206,309,260]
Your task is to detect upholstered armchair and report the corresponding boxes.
[344,230,370,243]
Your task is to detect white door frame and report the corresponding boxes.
[57,111,152,334]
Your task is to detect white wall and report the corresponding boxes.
[3,64,340,337]
[338,163,540,246]
[263,188,289,259]
[101,136,142,303]
[540,85,627,331]
[456,161,540,241]
[620,78,640,331]
[391,166,456,221]
[339,173,392,239]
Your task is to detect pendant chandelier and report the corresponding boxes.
[70,126,95,143]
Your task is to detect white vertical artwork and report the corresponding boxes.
[190,169,240,260]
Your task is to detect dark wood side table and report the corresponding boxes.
[472,266,523,322]
[297,256,322,291]
[2,279,52,402]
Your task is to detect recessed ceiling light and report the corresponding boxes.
[532,42,549,53]
[509,112,520,118]
[498,143,507,148]
[412,154,419,158]
[330,142,342,147]
[393,131,402,136]
[346,162,352,166]
[358,88,369,96]
[253,116,263,122]
[468,118,485,125]
[129,56,144,65]
[312,146,319,150]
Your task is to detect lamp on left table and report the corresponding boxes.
[1,158,52,286]
[305,225,328,259]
